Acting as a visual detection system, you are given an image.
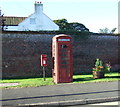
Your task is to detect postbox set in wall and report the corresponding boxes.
[52,34,73,83]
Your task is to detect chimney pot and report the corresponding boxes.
[35,1,43,14]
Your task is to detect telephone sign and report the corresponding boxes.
[52,34,73,83]
[41,54,47,67]
[58,39,70,41]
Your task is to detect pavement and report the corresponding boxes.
[90,101,120,106]
[0,83,20,87]
[1,81,120,107]
[69,101,120,107]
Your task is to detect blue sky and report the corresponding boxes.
[0,0,119,33]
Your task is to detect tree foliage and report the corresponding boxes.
[110,28,117,33]
[53,18,68,30]
[0,13,6,31]
[99,27,117,34]
[54,18,89,32]
[68,22,89,32]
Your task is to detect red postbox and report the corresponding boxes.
[41,54,47,67]
[52,34,73,83]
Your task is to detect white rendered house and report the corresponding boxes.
[18,1,59,31]
[4,1,59,31]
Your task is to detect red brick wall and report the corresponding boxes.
[1,32,120,78]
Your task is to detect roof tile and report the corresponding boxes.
[3,16,27,25]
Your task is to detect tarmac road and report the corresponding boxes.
[1,81,119,106]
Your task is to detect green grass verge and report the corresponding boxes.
[73,72,120,83]
[0,77,54,88]
[0,73,119,89]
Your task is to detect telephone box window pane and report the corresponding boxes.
[61,61,67,64]
[61,57,69,60]
[61,53,68,57]
[61,45,68,48]
[61,60,69,64]
[61,65,69,69]
[61,65,66,68]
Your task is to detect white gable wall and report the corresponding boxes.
[18,14,37,31]
[41,13,59,30]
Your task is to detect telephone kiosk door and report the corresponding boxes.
[52,34,73,83]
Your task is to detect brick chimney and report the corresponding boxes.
[35,1,43,14]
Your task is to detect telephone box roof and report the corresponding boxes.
[53,34,70,39]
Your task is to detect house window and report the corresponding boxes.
[30,18,36,24]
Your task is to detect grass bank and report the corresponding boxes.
[0,72,119,88]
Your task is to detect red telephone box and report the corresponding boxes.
[52,34,73,83]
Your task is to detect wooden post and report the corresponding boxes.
[43,67,46,81]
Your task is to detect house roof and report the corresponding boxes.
[3,16,27,26]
